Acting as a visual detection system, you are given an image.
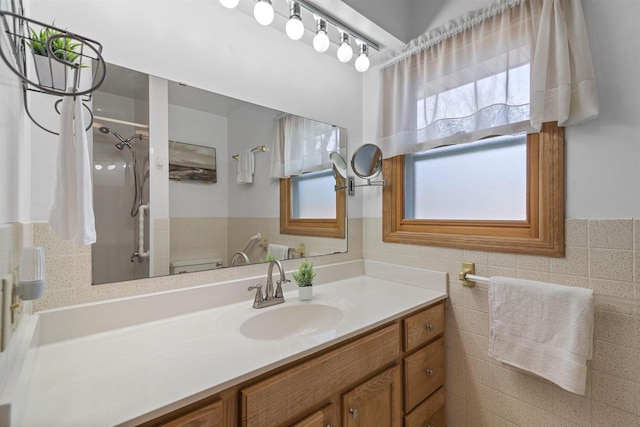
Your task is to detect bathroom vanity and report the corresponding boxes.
[3,261,447,427]
[147,300,445,427]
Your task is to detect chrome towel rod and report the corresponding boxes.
[232,145,267,160]
[459,263,640,309]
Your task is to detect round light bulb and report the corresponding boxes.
[254,0,274,26]
[313,31,330,53]
[337,42,353,63]
[355,53,370,72]
[286,17,304,40]
[219,0,239,8]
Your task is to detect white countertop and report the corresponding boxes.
[5,261,447,427]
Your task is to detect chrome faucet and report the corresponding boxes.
[230,251,250,267]
[247,260,290,309]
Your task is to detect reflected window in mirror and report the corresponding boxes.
[291,170,336,219]
[272,114,347,239]
[280,173,346,238]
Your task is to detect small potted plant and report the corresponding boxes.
[27,24,83,90]
[260,252,279,263]
[292,259,315,301]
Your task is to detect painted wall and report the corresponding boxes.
[168,104,229,218]
[359,1,640,426]
[363,0,640,219]
[0,48,29,224]
[227,103,281,218]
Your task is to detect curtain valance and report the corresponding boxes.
[377,0,598,158]
[270,114,341,178]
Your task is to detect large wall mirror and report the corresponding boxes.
[91,63,347,285]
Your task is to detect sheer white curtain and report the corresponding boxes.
[270,114,339,178]
[378,0,598,158]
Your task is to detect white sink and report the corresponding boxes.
[238,304,344,340]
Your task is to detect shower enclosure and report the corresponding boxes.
[91,69,150,284]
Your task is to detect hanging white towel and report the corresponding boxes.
[488,276,594,395]
[267,244,289,260]
[49,95,96,245]
[237,149,254,184]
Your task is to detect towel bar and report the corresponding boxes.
[232,145,267,160]
[459,262,640,309]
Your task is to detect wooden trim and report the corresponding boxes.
[280,177,346,238]
[382,122,564,257]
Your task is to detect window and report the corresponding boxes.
[382,122,564,256]
[280,171,345,238]
[404,134,527,221]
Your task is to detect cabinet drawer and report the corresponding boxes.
[291,404,336,427]
[404,387,444,427]
[242,324,400,427]
[403,302,444,352]
[160,399,223,427]
[403,337,445,412]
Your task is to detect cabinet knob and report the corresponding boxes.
[426,368,434,376]
[349,408,359,419]
[425,323,434,331]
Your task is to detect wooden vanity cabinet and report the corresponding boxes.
[143,301,445,427]
[291,404,337,427]
[402,303,446,426]
[342,366,402,427]
[157,399,224,427]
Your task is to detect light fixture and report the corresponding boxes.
[336,32,353,63]
[254,0,274,26]
[219,0,240,9]
[312,18,329,53]
[17,247,46,300]
[231,0,379,71]
[355,43,370,72]
[285,1,304,41]
[95,164,103,170]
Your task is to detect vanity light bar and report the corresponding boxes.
[221,0,379,71]
[294,0,380,51]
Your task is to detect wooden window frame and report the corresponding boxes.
[382,122,564,257]
[280,175,346,238]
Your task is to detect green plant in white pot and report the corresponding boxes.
[292,259,315,300]
[27,24,83,90]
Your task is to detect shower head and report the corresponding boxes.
[98,126,128,147]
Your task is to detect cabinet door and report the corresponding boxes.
[161,400,223,427]
[342,366,402,427]
[291,404,336,427]
[242,325,399,426]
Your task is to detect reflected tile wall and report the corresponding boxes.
[170,217,228,266]
[227,217,349,264]
[363,217,640,427]
[31,218,361,311]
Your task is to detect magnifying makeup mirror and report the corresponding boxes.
[330,151,348,179]
[351,143,383,179]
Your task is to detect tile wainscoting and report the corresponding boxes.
[30,218,361,311]
[363,217,640,426]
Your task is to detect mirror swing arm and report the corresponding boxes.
[336,176,386,196]
[332,143,387,196]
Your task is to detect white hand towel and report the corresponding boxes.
[267,244,289,260]
[488,276,594,395]
[237,150,254,184]
[49,95,96,245]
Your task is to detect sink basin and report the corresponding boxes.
[239,304,344,340]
